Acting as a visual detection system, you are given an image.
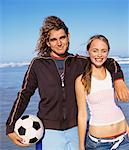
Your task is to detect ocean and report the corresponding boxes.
[0,62,129,150]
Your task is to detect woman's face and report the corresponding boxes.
[88,39,109,68]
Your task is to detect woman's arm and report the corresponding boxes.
[126,121,129,136]
[75,75,87,150]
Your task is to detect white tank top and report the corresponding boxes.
[87,69,125,126]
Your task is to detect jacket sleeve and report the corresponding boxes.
[6,59,38,134]
[105,58,124,81]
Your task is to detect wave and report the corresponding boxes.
[0,57,129,68]
[111,57,129,64]
[0,62,30,68]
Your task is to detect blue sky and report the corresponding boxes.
[1,0,129,63]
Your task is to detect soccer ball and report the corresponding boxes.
[14,115,44,145]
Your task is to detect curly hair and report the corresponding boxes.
[81,35,110,94]
[35,16,69,56]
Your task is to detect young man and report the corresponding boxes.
[6,16,129,150]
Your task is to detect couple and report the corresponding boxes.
[6,16,129,150]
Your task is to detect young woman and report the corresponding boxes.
[75,35,129,150]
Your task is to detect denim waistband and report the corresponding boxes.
[89,132,128,150]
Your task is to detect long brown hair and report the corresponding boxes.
[35,16,69,56]
[81,35,110,94]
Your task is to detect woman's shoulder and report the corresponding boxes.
[76,74,83,83]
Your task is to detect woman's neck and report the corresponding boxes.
[91,65,106,80]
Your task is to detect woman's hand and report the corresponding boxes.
[8,132,30,147]
[80,147,86,150]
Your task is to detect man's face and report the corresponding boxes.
[47,29,70,58]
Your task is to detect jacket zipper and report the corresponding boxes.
[42,55,74,121]
[51,58,67,120]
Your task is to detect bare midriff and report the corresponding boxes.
[89,119,127,138]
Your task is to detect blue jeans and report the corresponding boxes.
[86,133,129,150]
[36,126,79,150]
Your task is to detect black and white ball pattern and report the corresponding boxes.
[14,115,44,145]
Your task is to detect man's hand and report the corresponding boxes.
[114,79,129,102]
[8,132,30,147]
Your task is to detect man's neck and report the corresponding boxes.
[50,52,67,60]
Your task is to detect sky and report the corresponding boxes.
[0,0,129,63]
